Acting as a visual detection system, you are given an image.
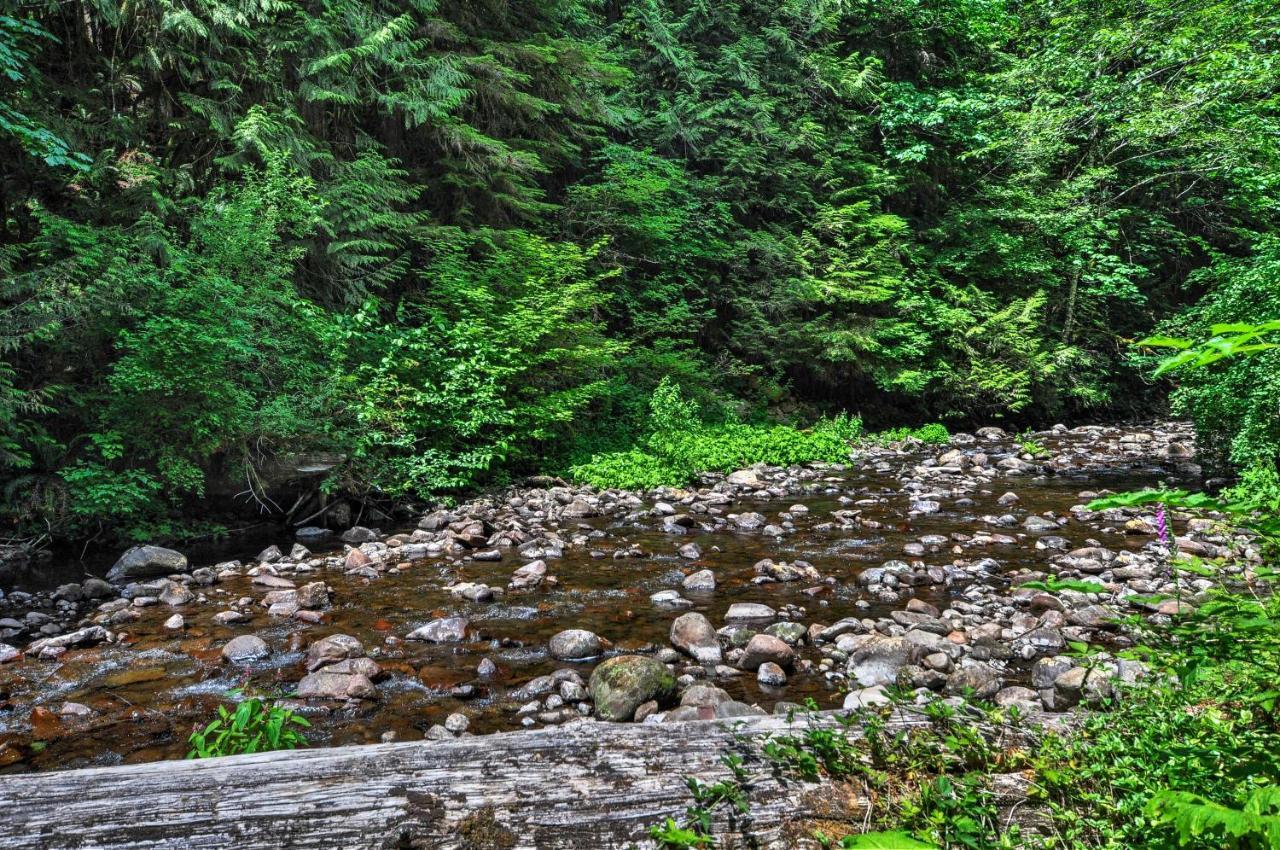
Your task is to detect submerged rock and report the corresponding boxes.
[406,617,469,643]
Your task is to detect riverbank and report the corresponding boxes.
[0,422,1233,773]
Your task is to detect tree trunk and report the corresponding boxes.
[0,710,1059,849]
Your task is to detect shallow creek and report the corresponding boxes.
[0,424,1199,772]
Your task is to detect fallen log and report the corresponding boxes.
[0,709,1057,849]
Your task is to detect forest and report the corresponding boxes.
[4,2,1280,849]
[2,0,1277,544]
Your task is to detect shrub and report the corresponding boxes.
[570,379,862,491]
[869,423,952,446]
[338,229,625,497]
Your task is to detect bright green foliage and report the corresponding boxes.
[1148,788,1280,849]
[1144,307,1280,496]
[571,379,861,490]
[338,230,623,496]
[3,160,339,537]
[187,695,310,759]
[871,424,952,446]
[1019,576,1109,595]
[826,834,938,850]
[0,16,88,170]
[3,0,1280,540]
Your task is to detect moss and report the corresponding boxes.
[456,807,517,850]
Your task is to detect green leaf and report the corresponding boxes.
[838,832,938,849]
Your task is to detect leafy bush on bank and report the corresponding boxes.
[570,379,865,491]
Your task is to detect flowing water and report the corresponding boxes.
[0,425,1197,773]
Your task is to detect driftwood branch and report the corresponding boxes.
[0,710,1063,849]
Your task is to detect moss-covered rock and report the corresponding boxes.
[587,655,675,721]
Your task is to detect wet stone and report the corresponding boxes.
[222,634,268,663]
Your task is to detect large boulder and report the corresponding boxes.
[588,655,676,722]
[106,546,188,583]
[670,613,722,664]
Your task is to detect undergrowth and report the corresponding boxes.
[571,378,950,491]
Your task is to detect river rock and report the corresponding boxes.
[753,559,819,583]
[681,570,716,592]
[406,617,469,643]
[321,657,382,679]
[650,590,692,608]
[756,662,787,687]
[82,578,114,599]
[1023,515,1059,532]
[670,613,722,664]
[509,560,547,590]
[341,526,380,544]
[296,669,377,700]
[106,546,188,583]
[843,685,891,710]
[549,629,602,661]
[724,603,776,623]
[295,582,331,609]
[221,634,268,663]
[448,582,494,603]
[1053,665,1114,707]
[766,622,807,645]
[158,582,194,607]
[296,526,331,543]
[562,498,599,518]
[1031,656,1076,689]
[588,655,676,722]
[252,574,295,590]
[306,634,364,671]
[162,614,184,631]
[739,634,795,671]
[847,635,913,687]
[945,661,1003,699]
[994,686,1040,712]
[680,684,732,707]
[0,644,19,663]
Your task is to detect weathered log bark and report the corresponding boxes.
[0,710,1059,849]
